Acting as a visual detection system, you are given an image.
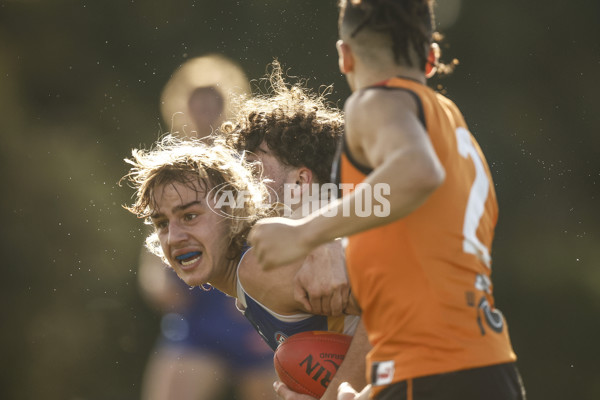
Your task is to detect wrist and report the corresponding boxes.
[300,211,333,251]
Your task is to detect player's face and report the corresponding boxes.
[247,141,297,202]
[150,180,232,289]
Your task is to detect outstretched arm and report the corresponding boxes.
[249,89,445,268]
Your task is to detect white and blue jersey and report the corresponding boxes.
[235,252,359,351]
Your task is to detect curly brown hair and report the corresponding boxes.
[122,135,272,261]
[222,61,344,184]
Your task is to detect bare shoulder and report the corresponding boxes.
[344,87,423,166]
[345,87,419,127]
[238,249,306,314]
[238,249,271,298]
[237,248,259,289]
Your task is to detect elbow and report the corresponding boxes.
[419,159,445,196]
[432,162,446,190]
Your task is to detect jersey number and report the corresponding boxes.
[455,127,491,268]
[456,128,504,334]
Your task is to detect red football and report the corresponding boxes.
[273,331,353,398]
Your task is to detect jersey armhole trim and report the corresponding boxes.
[367,85,426,128]
[341,86,427,178]
[342,135,373,176]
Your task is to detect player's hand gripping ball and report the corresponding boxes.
[273,331,352,398]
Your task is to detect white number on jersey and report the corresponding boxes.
[455,127,492,268]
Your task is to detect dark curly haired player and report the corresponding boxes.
[223,61,344,199]
[249,2,527,400]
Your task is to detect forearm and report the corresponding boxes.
[302,149,444,249]
[320,320,370,400]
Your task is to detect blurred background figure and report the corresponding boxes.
[138,54,277,400]
[159,54,251,138]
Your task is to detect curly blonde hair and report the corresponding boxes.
[123,135,272,260]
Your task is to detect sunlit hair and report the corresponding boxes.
[339,0,456,74]
[221,60,344,184]
[122,134,272,260]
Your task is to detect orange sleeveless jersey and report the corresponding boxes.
[339,77,516,393]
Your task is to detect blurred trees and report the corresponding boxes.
[0,1,598,399]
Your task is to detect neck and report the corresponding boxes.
[208,257,239,298]
[352,62,425,91]
[349,46,426,90]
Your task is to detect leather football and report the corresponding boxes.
[273,331,352,398]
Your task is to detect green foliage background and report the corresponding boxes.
[1,1,598,399]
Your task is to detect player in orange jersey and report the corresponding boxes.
[249,1,526,399]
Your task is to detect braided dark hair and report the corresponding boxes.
[339,0,434,70]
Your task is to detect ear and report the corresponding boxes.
[296,167,314,188]
[425,43,440,78]
[336,40,355,74]
[287,167,314,199]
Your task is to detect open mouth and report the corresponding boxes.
[175,251,202,266]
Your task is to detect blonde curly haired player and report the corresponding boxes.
[136,55,277,400]
[124,133,368,400]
